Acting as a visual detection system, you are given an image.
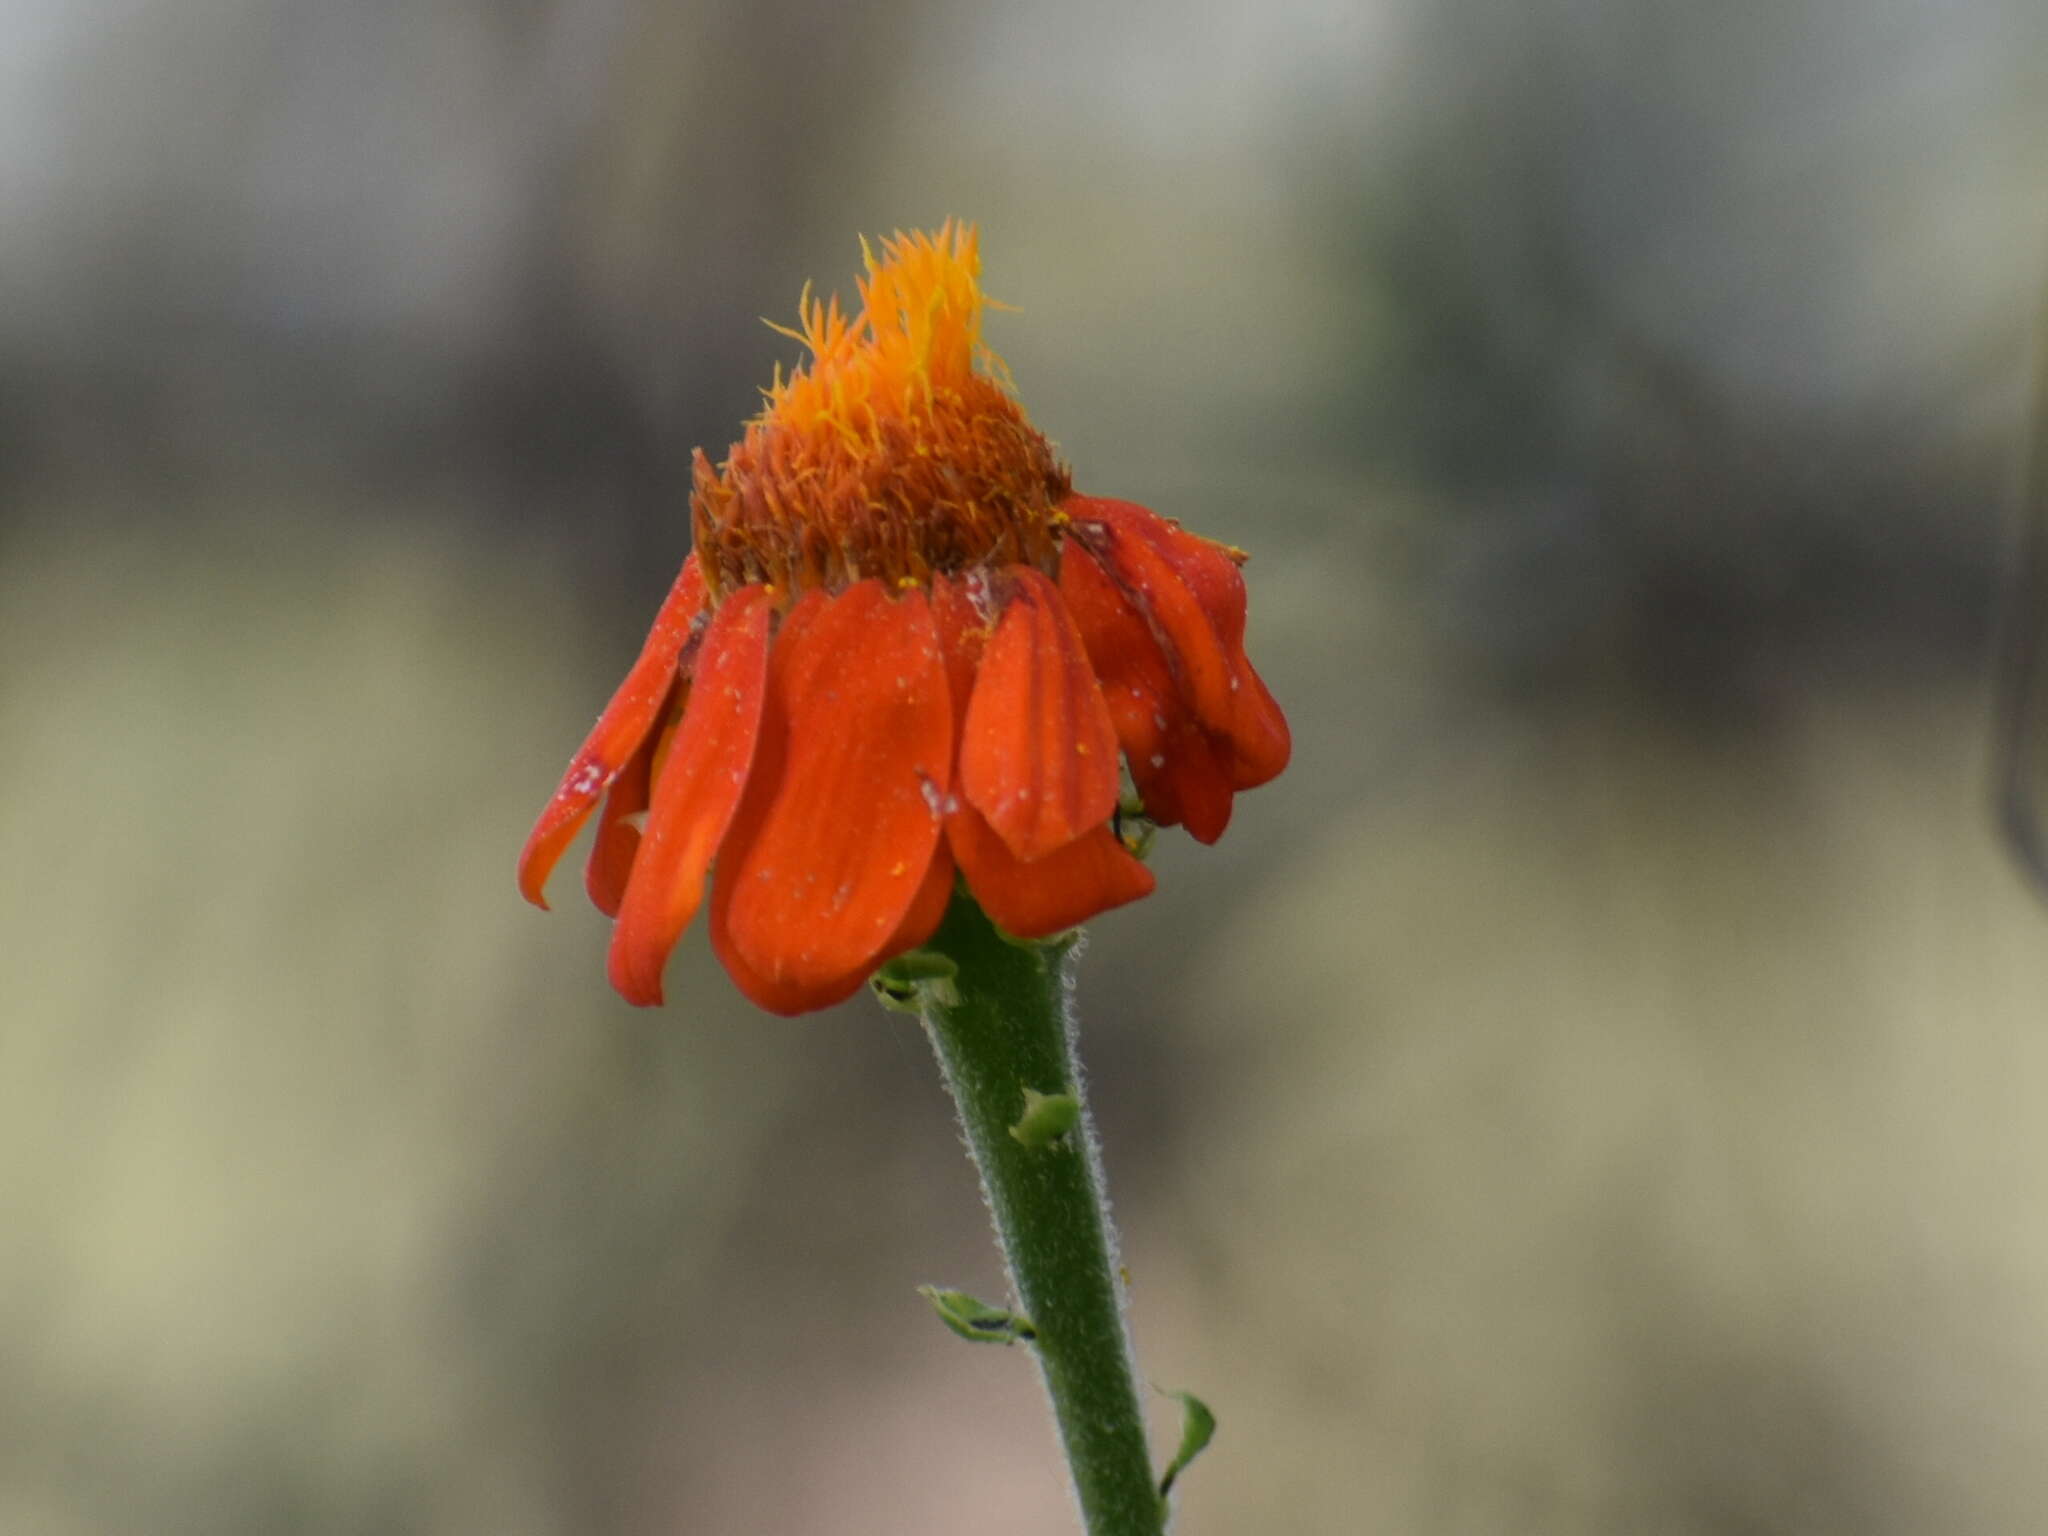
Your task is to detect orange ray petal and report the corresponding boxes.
[1061,544,1238,840]
[959,566,1120,863]
[1087,496,1250,644]
[931,570,994,720]
[583,705,667,918]
[1134,715,1236,844]
[1105,504,1291,786]
[709,882,874,1016]
[707,586,939,1016]
[518,555,707,908]
[1064,502,1237,739]
[719,580,953,993]
[949,802,1154,938]
[605,584,774,1007]
[883,835,959,958]
[1060,542,1176,763]
[1226,661,1291,789]
[1067,498,1291,794]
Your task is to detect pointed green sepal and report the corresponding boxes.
[871,950,961,1014]
[917,1285,1036,1345]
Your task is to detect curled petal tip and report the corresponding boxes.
[606,954,665,1008]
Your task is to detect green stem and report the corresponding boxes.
[914,890,1164,1536]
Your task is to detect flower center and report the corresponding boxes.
[691,225,1072,599]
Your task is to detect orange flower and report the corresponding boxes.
[519,224,1289,1013]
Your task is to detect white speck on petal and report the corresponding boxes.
[1148,754,1165,768]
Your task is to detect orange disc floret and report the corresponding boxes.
[691,222,1070,598]
[518,225,1289,1014]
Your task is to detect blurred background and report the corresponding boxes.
[6,0,2048,1531]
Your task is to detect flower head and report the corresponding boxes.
[519,223,1289,1014]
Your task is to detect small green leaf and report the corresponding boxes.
[884,950,961,984]
[1008,1087,1081,1149]
[1156,1389,1216,1508]
[917,1285,1036,1344]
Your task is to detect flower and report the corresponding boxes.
[518,224,1289,1014]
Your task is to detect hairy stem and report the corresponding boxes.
[915,891,1163,1535]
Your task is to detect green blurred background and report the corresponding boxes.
[7,1,2048,1531]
